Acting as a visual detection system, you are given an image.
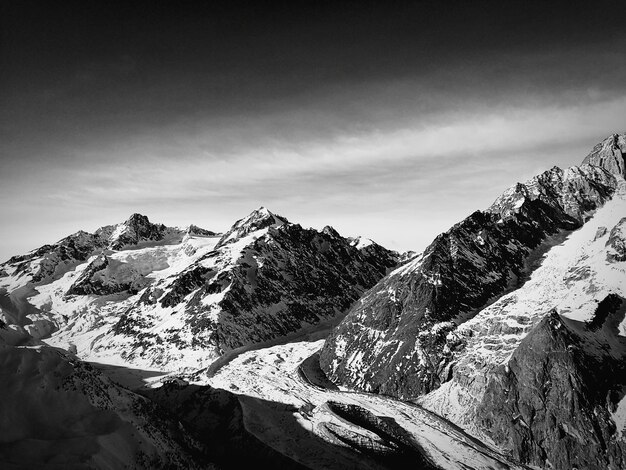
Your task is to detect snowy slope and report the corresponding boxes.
[30,233,222,372]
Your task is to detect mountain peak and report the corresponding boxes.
[239,206,287,226]
[582,132,626,178]
[124,213,151,225]
[215,207,288,248]
[322,225,341,238]
[106,213,167,249]
[185,224,217,237]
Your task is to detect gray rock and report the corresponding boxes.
[606,217,626,263]
[595,226,608,241]
[477,300,626,470]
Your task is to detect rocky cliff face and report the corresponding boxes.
[319,163,618,398]
[6,230,106,284]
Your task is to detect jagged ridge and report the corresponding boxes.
[319,163,618,398]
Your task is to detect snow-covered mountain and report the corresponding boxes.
[319,133,626,469]
[0,208,400,374]
[3,133,625,469]
[419,178,626,469]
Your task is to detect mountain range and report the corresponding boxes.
[1,207,400,374]
[0,132,625,469]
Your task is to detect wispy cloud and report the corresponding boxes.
[2,92,622,263]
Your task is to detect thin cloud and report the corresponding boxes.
[3,94,622,263]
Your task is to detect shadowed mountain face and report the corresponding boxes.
[0,325,213,469]
[142,381,309,470]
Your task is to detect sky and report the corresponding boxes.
[1,0,626,263]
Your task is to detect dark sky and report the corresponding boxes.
[1,0,626,262]
[4,1,623,120]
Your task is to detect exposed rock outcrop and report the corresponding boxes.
[66,254,149,296]
[606,217,626,262]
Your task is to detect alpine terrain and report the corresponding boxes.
[320,132,626,469]
[0,132,624,469]
[0,208,401,374]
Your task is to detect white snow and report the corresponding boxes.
[110,222,127,242]
[351,236,375,250]
[612,393,626,439]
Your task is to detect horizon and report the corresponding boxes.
[0,130,618,263]
[2,1,626,263]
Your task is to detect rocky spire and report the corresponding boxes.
[582,132,626,178]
